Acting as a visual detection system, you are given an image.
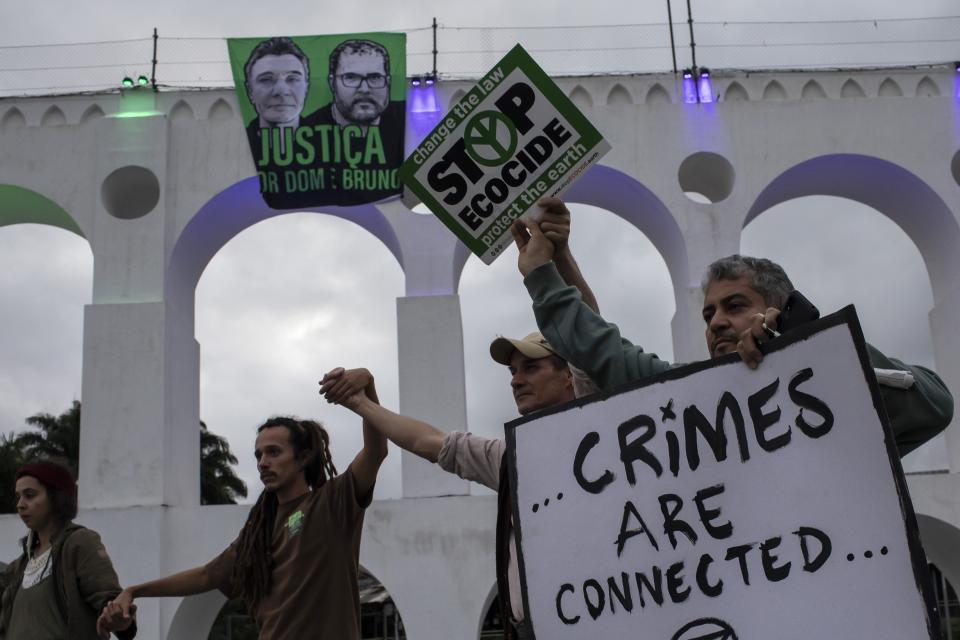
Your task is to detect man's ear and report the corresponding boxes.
[297,448,318,469]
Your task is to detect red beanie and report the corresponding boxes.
[15,462,77,496]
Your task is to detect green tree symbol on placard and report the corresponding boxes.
[464,110,518,167]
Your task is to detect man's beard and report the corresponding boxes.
[346,97,384,123]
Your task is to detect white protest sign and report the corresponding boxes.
[399,44,611,265]
[506,308,937,640]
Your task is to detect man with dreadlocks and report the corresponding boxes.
[98,370,387,639]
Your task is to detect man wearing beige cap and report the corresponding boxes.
[320,332,580,639]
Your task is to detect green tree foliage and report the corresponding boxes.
[16,400,80,473]
[201,421,248,505]
[0,432,27,513]
[0,404,246,512]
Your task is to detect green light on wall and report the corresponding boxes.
[114,111,159,119]
[122,77,135,88]
[137,75,150,87]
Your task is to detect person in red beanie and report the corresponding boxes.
[0,461,136,640]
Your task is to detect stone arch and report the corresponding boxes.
[878,78,903,97]
[724,81,749,102]
[917,515,960,601]
[744,154,960,303]
[169,100,194,124]
[166,177,403,311]
[453,164,690,358]
[170,563,410,640]
[0,184,86,238]
[569,85,593,109]
[454,164,687,303]
[166,590,226,640]
[477,581,500,639]
[80,105,104,125]
[800,80,827,100]
[41,106,66,127]
[762,80,787,101]
[645,83,671,105]
[916,76,941,97]
[208,98,233,120]
[841,79,866,98]
[546,165,689,316]
[1,107,26,130]
[607,83,633,105]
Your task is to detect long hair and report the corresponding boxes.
[230,417,337,612]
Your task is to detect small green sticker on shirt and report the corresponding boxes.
[287,510,304,536]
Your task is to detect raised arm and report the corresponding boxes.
[321,368,445,463]
[318,367,387,500]
[535,196,600,313]
[514,218,674,390]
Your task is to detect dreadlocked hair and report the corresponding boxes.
[230,416,338,612]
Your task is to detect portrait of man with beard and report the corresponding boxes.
[307,38,405,203]
[232,35,406,209]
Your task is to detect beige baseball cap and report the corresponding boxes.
[489,331,560,365]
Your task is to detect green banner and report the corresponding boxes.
[399,44,610,264]
[228,33,406,209]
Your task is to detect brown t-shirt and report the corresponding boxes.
[206,470,369,640]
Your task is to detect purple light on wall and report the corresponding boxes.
[682,69,698,104]
[407,83,443,146]
[698,69,714,103]
[955,62,960,99]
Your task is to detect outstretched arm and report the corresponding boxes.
[319,368,387,501]
[97,566,213,637]
[321,369,444,463]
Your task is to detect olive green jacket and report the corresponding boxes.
[0,524,136,640]
[525,262,953,456]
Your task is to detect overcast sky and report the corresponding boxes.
[0,0,955,503]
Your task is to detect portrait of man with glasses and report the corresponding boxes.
[323,39,395,129]
[234,35,406,208]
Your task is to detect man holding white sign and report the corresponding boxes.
[505,307,942,638]
[512,198,953,455]
[506,199,952,639]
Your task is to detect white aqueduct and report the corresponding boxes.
[1,67,960,638]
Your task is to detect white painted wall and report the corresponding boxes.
[1,66,958,638]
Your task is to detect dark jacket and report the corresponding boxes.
[0,523,136,640]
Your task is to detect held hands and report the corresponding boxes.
[319,367,374,411]
[513,196,572,276]
[736,308,780,370]
[96,589,136,639]
[536,196,572,253]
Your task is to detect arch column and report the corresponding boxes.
[378,200,470,498]
[79,112,200,508]
[674,197,747,363]
[929,284,960,473]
